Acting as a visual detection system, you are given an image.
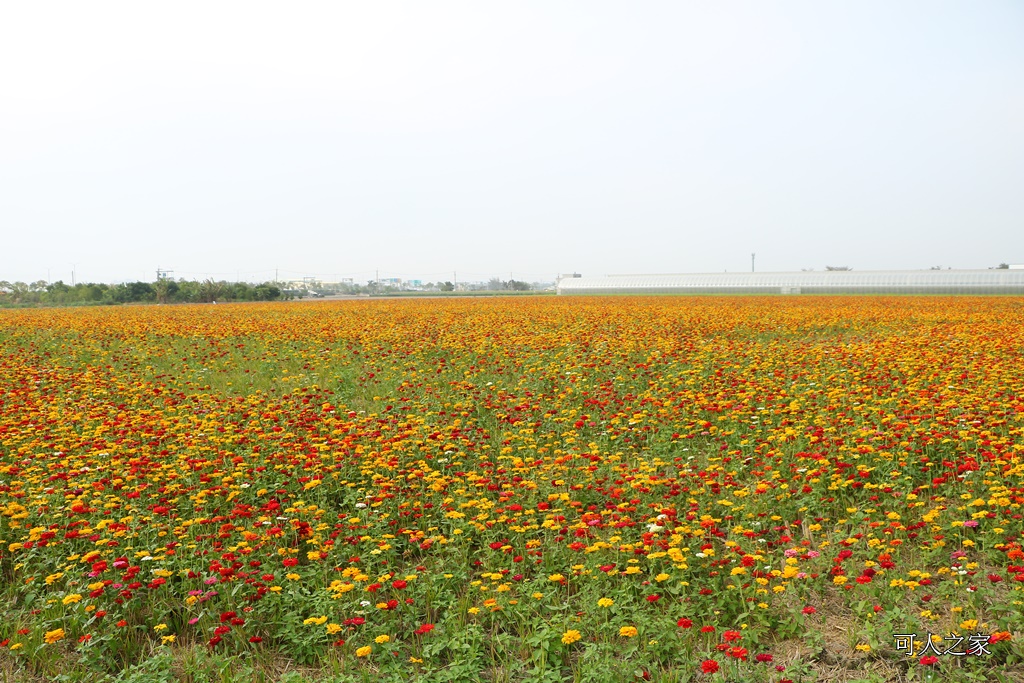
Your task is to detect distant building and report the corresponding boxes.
[557,270,1024,295]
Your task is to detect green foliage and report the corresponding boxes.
[0,279,283,307]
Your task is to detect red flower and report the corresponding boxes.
[249,636,262,643]
[282,558,299,567]
[802,606,816,615]
[116,620,128,628]
[755,653,773,663]
[701,659,720,674]
[392,579,407,590]
[700,625,715,633]
[727,646,748,661]
[220,611,237,623]
[415,623,435,635]
[677,618,693,628]
[920,655,939,666]
[646,594,661,603]
[722,630,742,643]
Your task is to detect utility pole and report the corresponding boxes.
[275,268,278,283]
[751,253,755,273]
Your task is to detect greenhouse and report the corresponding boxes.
[556,270,1024,296]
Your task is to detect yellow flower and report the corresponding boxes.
[960,619,978,631]
[375,634,390,644]
[153,623,167,632]
[833,576,847,585]
[467,607,480,615]
[286,573,301,581]
[326,623,342,635]
[562,629,582,645]
[161,634,176,645]
[619,626,638,638]
[598,597,614,608]
[624,566,642,575]
[654,573,670,582]
[62,593,82,605]
[532,592,544,600]
[855,643,871,652]
[44,628,65,644]
[303,616,328,626]
[548,573,565,582]
[356,645,372,657]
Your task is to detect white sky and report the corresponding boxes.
[2,1,1022,284]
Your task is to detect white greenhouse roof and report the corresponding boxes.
[556,270,1024,295]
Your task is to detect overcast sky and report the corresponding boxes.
[2,1,1022,285]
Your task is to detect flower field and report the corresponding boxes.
[1,297,1023,682]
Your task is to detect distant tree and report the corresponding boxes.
[440,281,455,292]
[507,279,531,291]
[825,266,851,271]
[199,279,224,303]
[487,277,503,291]
[154,278,177,304]
[996,263,1010,269]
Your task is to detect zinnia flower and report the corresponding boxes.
[701,659,720,674]
[562,629,582,645]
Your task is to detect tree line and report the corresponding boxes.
[0,279,284,307]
